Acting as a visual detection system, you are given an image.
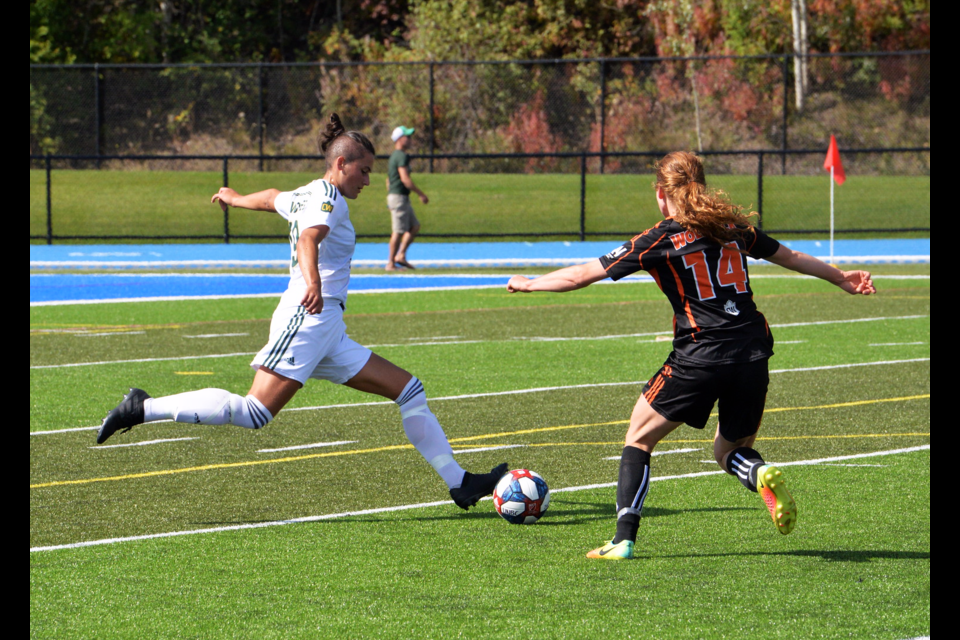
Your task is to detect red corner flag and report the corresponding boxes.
[824,135,846,185]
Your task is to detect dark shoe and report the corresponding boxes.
[97,388,150,444]
[450,463,508,510]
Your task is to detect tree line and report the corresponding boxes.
[31,0,929,65]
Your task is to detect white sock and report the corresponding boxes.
[143,389,273,429]
[396,377,465,489]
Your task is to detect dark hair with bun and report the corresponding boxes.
[318,113,375,169]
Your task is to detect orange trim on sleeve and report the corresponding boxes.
[665,251,700,340]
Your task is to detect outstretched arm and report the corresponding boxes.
[507,259,608,293]
[765,245,876,295]
[211,188,280,213]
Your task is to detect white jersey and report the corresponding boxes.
[273,179,354,306]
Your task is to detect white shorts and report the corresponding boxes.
[250,299,372,386]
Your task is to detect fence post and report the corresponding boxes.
[258,63,265,172]
[782,55,789,174]
[223,157,230,244]
[757,151,764,230]
[428,62,435,174]
[94,63,102,169]
[45,154,53,245]
[579,153,587,241]
[599,59,606,175]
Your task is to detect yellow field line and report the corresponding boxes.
[758,394,929,415]
[30,444,414,488]
[30,394,929,489]
[525,433,931,446]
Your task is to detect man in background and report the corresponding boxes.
[386,125,428,271]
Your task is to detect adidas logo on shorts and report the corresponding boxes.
[284,356,296,365]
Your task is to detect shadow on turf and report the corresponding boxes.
[187,502,754,528]
[657,549,930,563]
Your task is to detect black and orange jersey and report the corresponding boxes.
[598,219,781,365]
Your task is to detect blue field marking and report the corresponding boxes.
[29,239,929,269]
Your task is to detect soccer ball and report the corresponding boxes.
[493,469,550,524]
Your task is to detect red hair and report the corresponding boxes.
[654,151,757,246]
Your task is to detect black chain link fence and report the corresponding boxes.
[30,52,929,243]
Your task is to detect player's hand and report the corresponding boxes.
[211,187,239,212]
[507,275,531,293]
[419,193,429,204]
[300,284,324,314]
[837,270,876,295]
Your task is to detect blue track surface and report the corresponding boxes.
[29,273,520,305]
[30,239,928,305]
[30,239,929,267]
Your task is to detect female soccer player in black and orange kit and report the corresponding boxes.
[507,151,876,559]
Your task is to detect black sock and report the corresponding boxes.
[612,446,652,544]
[726,446,765,492]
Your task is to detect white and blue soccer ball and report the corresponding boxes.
[493,469,550,524]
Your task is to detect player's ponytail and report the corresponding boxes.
[318,113,376,169]
[654,151,757,246]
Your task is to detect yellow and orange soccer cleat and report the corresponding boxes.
[756,465,797,535]
[586,539,634,560]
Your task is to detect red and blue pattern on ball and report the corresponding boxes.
[493,469,550,524]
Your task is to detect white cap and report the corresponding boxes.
[391,125,415,142]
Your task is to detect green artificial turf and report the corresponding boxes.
[30,264,929,638]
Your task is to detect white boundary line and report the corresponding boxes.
[257,440,358,453]
[29,357,930,436]
[29,314,928,370]
[88,437,198,449]
[29,255,930,269]
[27,272,929,307]
[29,445,929,552]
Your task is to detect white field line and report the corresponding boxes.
[817,463,887,467]
[30,358,931,436]
[29,258,931,269]
[77,331,146,337]
[869,342,926,346]
[29,314,929,371]
[554,445,930,493]
[30,351,259,370]
[257,440,358,453]
[451,444,526,454]
[27,272,931,307]
[29,445,929,553]
[33,419,175,436]
[89,437,198,449]
[604,447,701,460]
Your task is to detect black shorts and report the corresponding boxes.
[641,354,770,442]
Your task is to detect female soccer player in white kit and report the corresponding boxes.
[97,113,506,510]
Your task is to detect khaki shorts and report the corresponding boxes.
[387,194,419,234]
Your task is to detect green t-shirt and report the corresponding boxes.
[387,150,410,196]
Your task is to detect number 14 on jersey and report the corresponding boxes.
[681,244,749,301]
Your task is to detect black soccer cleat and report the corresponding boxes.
[450,462,509,510]
[97,388,151,444]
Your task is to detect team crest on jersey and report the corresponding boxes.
[724,300,741,316]
[321,202,334,212]
[604,246,628,260]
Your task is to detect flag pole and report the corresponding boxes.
[830,165,835,264]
